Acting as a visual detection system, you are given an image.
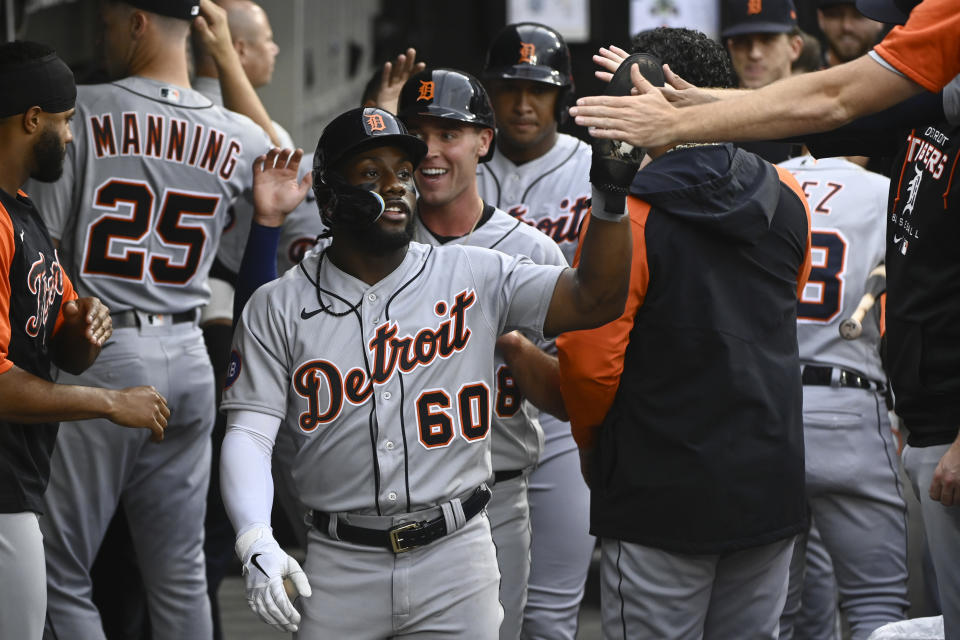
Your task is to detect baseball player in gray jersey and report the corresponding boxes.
[779,154,909,640]
[26,1,269,637]
[219,103,634,637]
[396,67,568,640]
[479,23,595,638]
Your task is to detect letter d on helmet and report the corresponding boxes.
[312,107,427,229]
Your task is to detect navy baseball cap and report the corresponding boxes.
[721,0,798,38]
[124,0,200,20]
[855,0,920,24]
[817,0,855,7]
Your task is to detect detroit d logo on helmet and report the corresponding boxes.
[364,114,387,133]
[417,80,435,102]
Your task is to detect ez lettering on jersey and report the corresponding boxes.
[88,113,243,181]
[293,290,476,431]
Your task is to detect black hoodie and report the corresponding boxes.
[588,144,811,554]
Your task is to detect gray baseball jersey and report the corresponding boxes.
[412,206,567,472]
[779,155,909,638]
[193,76,296,276]
[30,77,271,313]
[476,133,591,266]
[28,76,269,640]
[783,155,888,381]
[222,242,564,514]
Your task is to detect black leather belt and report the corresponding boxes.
[494,469,523,483]
[111,310,197,328]
[801,365,887,393]
[313,486,490,553]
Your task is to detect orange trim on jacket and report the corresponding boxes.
[774,165,813,296]
[556,198,651,450]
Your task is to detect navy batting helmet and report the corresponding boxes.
[397,68,497,163]
[482,22,574,123]
[312,107,427,229]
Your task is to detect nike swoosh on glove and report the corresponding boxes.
[236,525,312,632]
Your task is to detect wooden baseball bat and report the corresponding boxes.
[839,265,886,340]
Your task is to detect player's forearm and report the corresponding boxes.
[674,57,921,144]
[209,47,281,147]
[565,212,631,327]
[221,416,278,532]
[496,333,567,421]
[50,327,101,375]
[0,366,119,423]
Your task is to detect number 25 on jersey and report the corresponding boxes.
[83,178,220,285]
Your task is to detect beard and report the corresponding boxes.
[363,213,415,253]
[332,207,415,255]
[31,127,67,183]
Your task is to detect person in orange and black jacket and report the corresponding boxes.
[0,41,168,640]
[557,27,812,640]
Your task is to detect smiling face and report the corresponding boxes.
[337,144,418,251]
[486,78,559,163]
[403,115,492,210]
[726,32,803,88]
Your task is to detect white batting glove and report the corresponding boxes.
[235,525,312,632]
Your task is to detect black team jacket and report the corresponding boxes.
[559,143,812,554]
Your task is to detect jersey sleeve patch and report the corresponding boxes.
[225,349,242,389]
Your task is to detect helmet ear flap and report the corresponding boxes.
[555,85,574,125]
[312,174,337,227]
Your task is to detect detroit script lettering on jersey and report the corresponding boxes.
[508,195,590,246]
[293,290,475,430]
[25,250,65,343]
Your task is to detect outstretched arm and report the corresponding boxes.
[0,366,168,441]
[571,54,924,149]
[193,0,282,146]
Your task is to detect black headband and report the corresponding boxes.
[0,52,76,118]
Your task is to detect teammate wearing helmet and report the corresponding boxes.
[480,24,595,639]
[396,68,568,640]
[218,104,634,637]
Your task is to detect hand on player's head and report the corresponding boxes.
[592,45,630,84]
[570,70,678,150]
[192,0,233,60]
[252,148,313,227]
